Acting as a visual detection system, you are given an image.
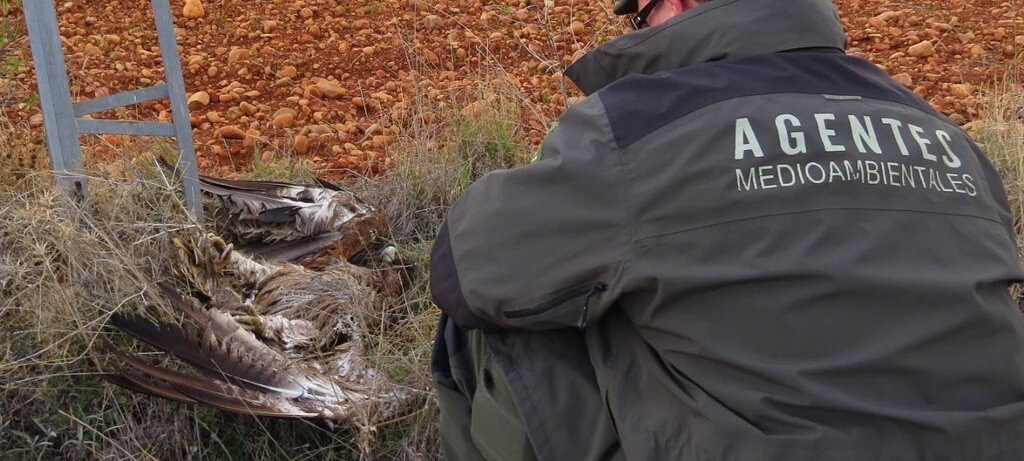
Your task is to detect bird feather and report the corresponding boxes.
[107,340,318,418]
[112,291,312,398]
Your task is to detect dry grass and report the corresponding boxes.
[975,76,1024,304]
[0,76,532,459]
[975,78,1024,257]
[0,133,212,459]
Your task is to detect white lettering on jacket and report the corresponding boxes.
[734,118,764,160]
[880,118,911,156]
[936,130,963,168]
[775,114,806,155]
[849,115,882,154]
[814,113,845,152]
[730,113,976,197]
[732,113,965,168]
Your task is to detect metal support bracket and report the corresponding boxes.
[23,0,204,225]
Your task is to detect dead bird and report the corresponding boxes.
[100,233,412,428]
[99,167,415,436]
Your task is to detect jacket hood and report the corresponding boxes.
[565,0,847,95]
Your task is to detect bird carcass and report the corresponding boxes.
[98,170,413,432]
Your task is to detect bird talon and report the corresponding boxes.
[220,243,234,262]
[381,246,399,265]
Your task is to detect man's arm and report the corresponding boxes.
[430,96,631,330]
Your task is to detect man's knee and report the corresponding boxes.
[432,316,537,461]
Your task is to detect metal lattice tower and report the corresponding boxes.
[23,0,204,224]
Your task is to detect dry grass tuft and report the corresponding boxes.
[0,152,207,459]
[975,78,1024,256]
[976,77,1024,305]
[351,79,532,455]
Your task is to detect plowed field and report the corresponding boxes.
[1,0,1021,176]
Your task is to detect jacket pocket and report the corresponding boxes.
[503,282,608,328]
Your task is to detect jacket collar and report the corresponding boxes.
[564,0,848,95]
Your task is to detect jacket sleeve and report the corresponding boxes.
[430,96,632,330]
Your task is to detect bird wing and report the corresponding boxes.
[158,156,379,245]
[158,157,313,198]
[100,338,319,419]
[100,248,411,423]
[197,175,316,198]
[238,233,345,264]
[112,285,313,398]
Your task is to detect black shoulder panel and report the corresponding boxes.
[430,221,501,330]
[599,53,943,150]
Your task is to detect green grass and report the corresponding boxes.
[1,0,20,16]
[244,148,314,183]
[0,2,21,80]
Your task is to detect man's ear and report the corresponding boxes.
[670,0,696,14]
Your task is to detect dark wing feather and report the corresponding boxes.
[257,206,301,225]
[100,372,198,404]
[112,288,311,398]
[314,177,344,191]
[201,182,308,209]
[238,233,344,263]
[109,315,207,365]
[105,340,317,418]
[158,157,309,194]
[160,156,379,246]
[168,378,318,419]
[99,340,198,404]
[198,175,307,192]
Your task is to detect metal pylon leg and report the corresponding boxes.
[22,0,205,225]
[23,0,88,201]
[152,0,204,225]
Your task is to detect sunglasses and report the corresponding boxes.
[630,0,663,30]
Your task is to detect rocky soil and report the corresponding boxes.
[842,0,1022,126]
[1,0,1021,176]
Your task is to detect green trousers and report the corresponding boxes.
[432,318,537,461]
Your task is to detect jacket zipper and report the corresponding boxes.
[578,282,608,329]
[504,282,608,322]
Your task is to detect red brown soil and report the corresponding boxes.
[839,0,1023,125]
[1,0,1021,177]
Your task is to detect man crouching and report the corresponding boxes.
[430,0,1024,459]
